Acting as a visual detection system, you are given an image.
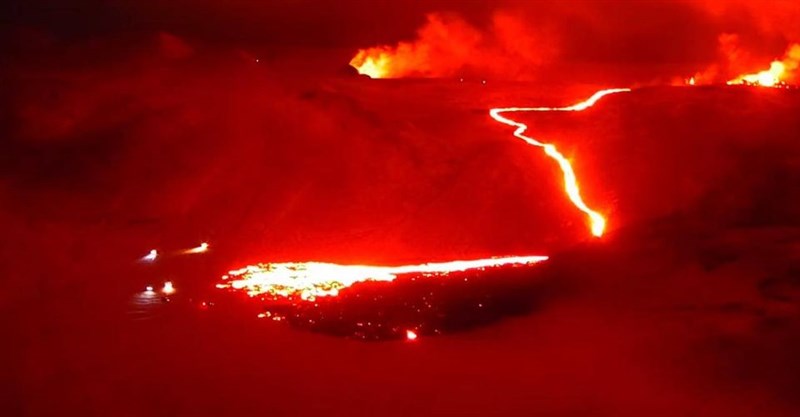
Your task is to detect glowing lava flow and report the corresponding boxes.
[218,256,548,301]
[490,88,630,237]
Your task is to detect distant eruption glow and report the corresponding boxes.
[490,89,630,237]
[726,44,799,87]
[218,256,549,301]
[347,12,555,79]
[350,49,392,78]
[728,60,787,87]
[692,39,800,87]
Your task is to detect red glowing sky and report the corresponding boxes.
[4,0,800,74]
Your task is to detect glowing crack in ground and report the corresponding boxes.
[490,88,630,237]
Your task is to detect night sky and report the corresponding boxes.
[3,1,798,63]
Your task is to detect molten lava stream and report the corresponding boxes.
[490,88,630,237]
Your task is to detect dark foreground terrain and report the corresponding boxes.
[2,49,799,416]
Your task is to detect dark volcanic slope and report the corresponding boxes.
[2,55,800,417]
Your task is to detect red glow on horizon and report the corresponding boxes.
[727,44,800,87]
[689,36,800,88]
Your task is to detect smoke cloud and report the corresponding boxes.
[349,12,557,79]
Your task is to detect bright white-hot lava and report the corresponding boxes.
[490,88,630,237]
[218,256,548,301]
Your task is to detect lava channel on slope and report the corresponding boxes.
[215,79,625,339]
